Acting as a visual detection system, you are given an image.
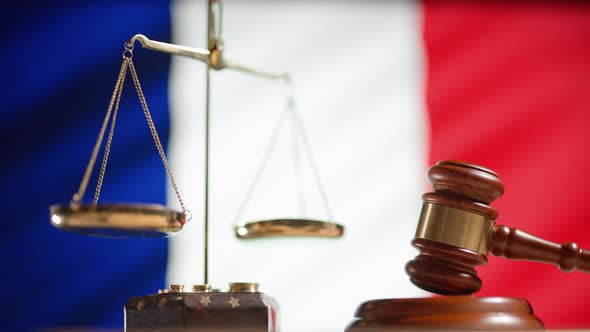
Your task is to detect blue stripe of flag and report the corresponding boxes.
[1,2,173,330]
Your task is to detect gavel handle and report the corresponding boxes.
[490,225,590,272]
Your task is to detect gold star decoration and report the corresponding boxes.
[158,297,168,308]
[228,297,240,308]
[136,300,145,311]
[200,295,212,307]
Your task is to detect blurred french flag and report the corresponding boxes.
[3,1,590,331]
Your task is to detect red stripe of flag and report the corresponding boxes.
[423,1,590,328]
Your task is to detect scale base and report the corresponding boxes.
[125,283,277,332]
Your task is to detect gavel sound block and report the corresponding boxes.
[347,160,590,331]
[346,296,544,331]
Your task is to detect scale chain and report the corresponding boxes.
[72,59,128,205]
[232,106,290,224]
[72,51,188,220]
[127,60,187,215]
[233,94,334,223]
[289,100,334,221]
[93,59,128,204]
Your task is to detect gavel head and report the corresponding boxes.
[405,160,505,295]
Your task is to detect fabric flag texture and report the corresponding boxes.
[1,1,589,331]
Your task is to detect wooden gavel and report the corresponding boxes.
[406,160,590,295]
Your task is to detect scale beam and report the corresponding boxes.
[128,34,210,63]
[127,34,289,81]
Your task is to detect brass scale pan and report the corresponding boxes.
[50,204,185,238]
